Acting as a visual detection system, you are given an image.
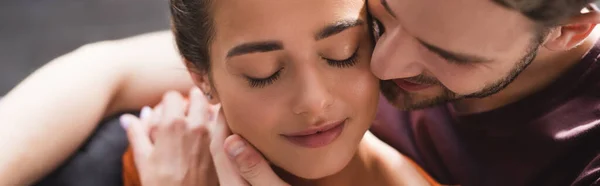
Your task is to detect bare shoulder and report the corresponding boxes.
[362,131,436,186]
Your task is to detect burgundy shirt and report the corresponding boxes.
[371,41,600,186]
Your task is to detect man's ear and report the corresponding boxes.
[544,11,600,51]
[185,60,220,104]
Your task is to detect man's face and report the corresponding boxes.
[368,0,546,110]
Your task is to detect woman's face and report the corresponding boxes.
[205,0,378,179]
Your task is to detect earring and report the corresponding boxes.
[204,92,213,100]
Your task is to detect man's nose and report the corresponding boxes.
[370,26,425,80]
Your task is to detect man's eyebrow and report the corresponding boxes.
[416,38,492,63]
[315,19,365,40]
[381,0,397,18]
[226,41,284,59]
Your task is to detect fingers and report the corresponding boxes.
[209,109,231,156]
[149,105,163,142]
[187,87,209,129]
[184,88,218,185]
[125,89,220,186]
[121,114,152,158]
[140,106,153,123]
[209,111,288,186]
[161,91,186,125]
[154,91,188,142]
[224,135,289,186]
[210,110,249,186]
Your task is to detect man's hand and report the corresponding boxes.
[210,110,290,186]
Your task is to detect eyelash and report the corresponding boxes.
[245,48,360,88]
[323,48,360,68]
[246,69,282,88]
[373,19,385,39]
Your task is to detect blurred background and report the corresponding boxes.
[0,0,171,95]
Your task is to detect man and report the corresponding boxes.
[1,0,599,185]
[221,0,600,185]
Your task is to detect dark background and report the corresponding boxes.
[0,0,171,95]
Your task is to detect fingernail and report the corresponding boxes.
[140,106,152,120]
[227,140,246,157]
[210,104,221,122]
[119,115,131,129]
[191,87,202,95]
[152,107,163,124]
[208,112,216,122]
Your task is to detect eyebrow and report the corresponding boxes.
[315,19,365,40]
[227,19,363,59]
[226,41,284,58]
[416,38,491,63]
[380,0,397,18]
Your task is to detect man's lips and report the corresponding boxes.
[281,119,346,148]
[393,79,434,92]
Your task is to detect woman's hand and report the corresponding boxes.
[121,86,289,186]
[120,88,218,186]
[209,104,290,186]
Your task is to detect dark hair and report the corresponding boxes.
[169,0,597,73]
[492,0,598,26]
[170,0,215,73]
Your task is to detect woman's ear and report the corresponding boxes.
[544,11,600,51]
[185,60,221,104]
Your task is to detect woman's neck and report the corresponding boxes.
[274,132,431,186]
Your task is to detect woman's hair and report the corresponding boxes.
[492,0,598,26]
[170,0,215,73]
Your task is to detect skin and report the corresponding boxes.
[218,1,600,185]
[0,0,428,185]
[368,0,600,113]
[124,0,430,185]
[0,32,196,185]
[201,0,379,180]
[3,0,599,185]
[122,89,218,186]
[125,91,430,186]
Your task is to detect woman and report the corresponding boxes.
[120,0,439,185]
[0,0,437,185]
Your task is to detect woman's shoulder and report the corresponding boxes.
[362,131,441,186]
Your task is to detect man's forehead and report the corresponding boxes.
[387,0,535,55]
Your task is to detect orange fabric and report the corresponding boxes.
[122,146,443,186]
[406,158,444,186]
[122,147,142,186]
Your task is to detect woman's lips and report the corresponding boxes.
[393,79,433,92]
[282,119,346,148]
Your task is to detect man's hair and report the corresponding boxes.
[492,0,598,26]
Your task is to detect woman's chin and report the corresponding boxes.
[295,166,341,180]
[262,126,365,181]
[272,154,353,180]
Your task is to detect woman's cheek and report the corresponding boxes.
[221,93,282,138]
[340,58,379,121]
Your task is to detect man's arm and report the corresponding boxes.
[0,31,195,185]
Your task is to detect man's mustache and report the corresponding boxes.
[402,74,440,85]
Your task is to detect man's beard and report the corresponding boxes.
[380,35,543,111]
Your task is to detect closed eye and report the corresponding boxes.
[323,47,359,68]
[373,19,385,39]
[245,68,282,88]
